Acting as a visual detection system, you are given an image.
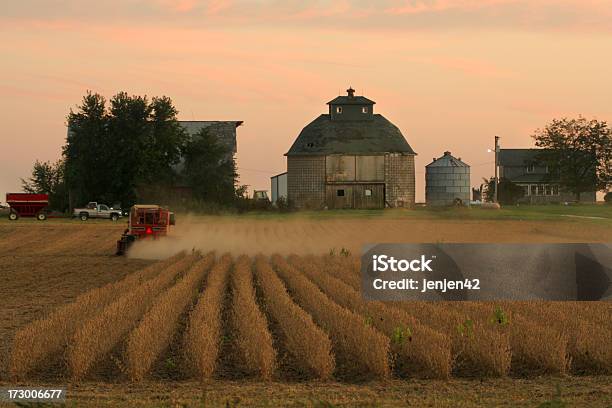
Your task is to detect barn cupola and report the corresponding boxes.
[327,87,375,121]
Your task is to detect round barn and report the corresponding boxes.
[285,88,417,209]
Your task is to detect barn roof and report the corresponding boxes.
[179,120,243,135]
[327,95,376,105]
[286,114,416,156]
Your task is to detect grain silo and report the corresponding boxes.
[425,151,470,206]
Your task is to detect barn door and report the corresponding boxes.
[353,184,384,209]
[326,185,354,209]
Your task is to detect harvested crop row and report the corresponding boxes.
[9,251,187,379]
[66,253,199,380]
[254,256,334,379]
[271,255,390,379]
[555,301,612,328]
[125,253,215,381]
[397,301,513,377]
[183,254,232,380]
[229,256,276,379]
[290,255,452,379]
[321,255,361,290]
[445,301,568,375]
[502,301,611,373]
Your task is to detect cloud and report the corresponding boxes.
[384,0,516,15]
[2,0,612,33]
[155,0,199,12]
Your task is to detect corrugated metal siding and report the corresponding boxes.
[425,165,470,206]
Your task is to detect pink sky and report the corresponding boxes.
[1,0,611,203]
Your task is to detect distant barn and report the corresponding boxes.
[285,88,417,209]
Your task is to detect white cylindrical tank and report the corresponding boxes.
[426,151,470,206]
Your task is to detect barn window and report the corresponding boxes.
[362,107,368,113]
[337,189,345,197]
[336,106,342,113]
[526,164,535,173]
[307,142,314,148]
[364,189,372,196]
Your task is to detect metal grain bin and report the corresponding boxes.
[426,151,470,206]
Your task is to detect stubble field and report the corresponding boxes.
[1,212,611,407]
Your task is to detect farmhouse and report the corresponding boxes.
[285,88,417,209]
[498,148,596,203]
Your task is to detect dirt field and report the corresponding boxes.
[1,215,611,407]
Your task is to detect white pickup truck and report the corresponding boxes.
[73,202,123,221]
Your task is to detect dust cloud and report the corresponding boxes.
[125,214,610,260]
[127,215,366,260]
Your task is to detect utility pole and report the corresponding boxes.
[494,136,500,203]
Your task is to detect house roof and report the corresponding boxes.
[498,149,541,166]
[427,151,469,168]
[286,114,416,156]
[326,95,376,105]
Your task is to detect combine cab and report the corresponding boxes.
[116,205,175,255]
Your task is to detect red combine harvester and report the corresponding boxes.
[116,205,175,255]
[6,193,49,220]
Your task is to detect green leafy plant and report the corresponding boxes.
[457,318,474,338]
[364,316,373,327]
[165,356,176,371]
[490,306,509,326]
[392,325,412,345]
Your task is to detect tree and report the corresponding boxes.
[64,92,108,208]
[143,96,188,184]
[532,117,612,200]
[482,177,524,205]
[21,159,68,211]
[105,92,152,206]
[64,91,188,208]
[182,128,239,205]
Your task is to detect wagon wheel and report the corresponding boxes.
[8,212,18,221]
[79,213,89,221]
[37,212,47,221]
[111,213,119,221]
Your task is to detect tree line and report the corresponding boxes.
[22,91,242,212]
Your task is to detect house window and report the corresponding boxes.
[519,185,529,196]
[362,107,368,113]
[336,106,342,114]
[337,189,345,197]
[552,185,559,195]
[526,164,535,173]
[530,185,538,196]
[365,189,372,196]
[545,185,552,195]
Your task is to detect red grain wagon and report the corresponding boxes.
[6,193,49,221]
